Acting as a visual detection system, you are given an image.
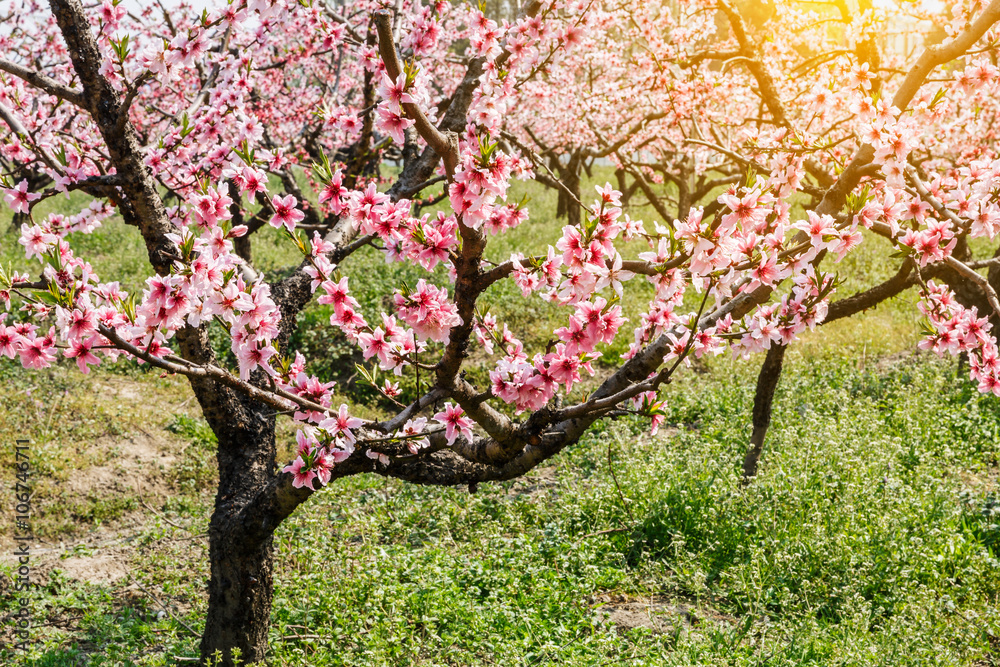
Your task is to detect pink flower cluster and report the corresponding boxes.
[282,420,357,490]
[449,148,529,230]
[900,220,958,267]
[918,282,999,395]
[624,275,686,360]
[374,72,417,144]
[392,280,462,344]
[487,328,599,413]
[273,352,336,424]
[0,320,58,371]
[341,183,460,271]
[318,276,367,338]
[357,314,423,375]
[510,248,560,297]
[554,297,626,355]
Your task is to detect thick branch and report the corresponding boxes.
[825,259,916,323]
[944,256,1000,318]
[717,0,790,127]
[0,57,86,107]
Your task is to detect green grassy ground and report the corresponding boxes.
[0,169,997,665]
[1,355,997,666]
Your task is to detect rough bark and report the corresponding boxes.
[989,245,1000,329]
[563,151,582,227]
[201,535,274,665]
[175,321,280,666]
[934,236,1000,326]
[197,383,278,665]
[553,150,582,226]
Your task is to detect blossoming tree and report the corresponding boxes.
[504,0,1000,476]
[3,0,1000,662]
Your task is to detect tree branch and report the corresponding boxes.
[373,10,459,176]
[0,57,86,107]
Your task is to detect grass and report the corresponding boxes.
[1,355,998,665]
[263,357,1000,667]
[0,166,997,665]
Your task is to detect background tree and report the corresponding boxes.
[502,0,1000,478]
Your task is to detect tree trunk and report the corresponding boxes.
[564,152,582,228]
[615,168,630,206]
[742,343,786,483]
[200,529,275,665]
[184,361,279,665]
[987,244,1000,332]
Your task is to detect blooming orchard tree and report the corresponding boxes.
[505,0,1000,476]
[3,0,1000,662]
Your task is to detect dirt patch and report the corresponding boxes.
[98,377,183,407]
[506,466,561,499]
[591,593,736,635]
[0,527,132,586]
[0,424,190,548]
[62,432,177,499]
[52,552,131,585]
[871,348,925,372]
[955,467,999,494]
[651,426,682,441]
[61,465,120,496]
[95,431,177,466]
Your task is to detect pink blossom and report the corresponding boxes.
[18,330,56,370]
[19,224,58,260]
[376,72,415,110]
[393,280,462,343]
[433,402,473,445]
[0,325,21,358]
[375,104,415,144]
[282,457,318,489]
[4,180,41,214]
[318,404,364,444]
[65,337,101,373]
[235,340,277,381]
[269,195,305,232]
